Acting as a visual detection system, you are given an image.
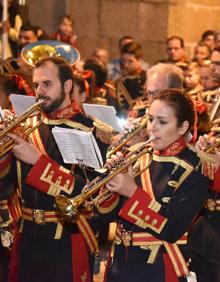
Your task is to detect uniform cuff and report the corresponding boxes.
[26,154,75,196]
[119,188,167,233]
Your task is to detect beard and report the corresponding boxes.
[37,90,66,113]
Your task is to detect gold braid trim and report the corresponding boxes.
[43,117,93,132]
[188,145,216,179]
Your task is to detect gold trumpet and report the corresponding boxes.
[0,100,44,157]
[107,115,149,158]
[55,136,154,222]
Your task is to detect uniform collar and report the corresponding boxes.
[45,101,82,119]
[155,136,186,156]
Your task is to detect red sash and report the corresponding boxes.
[140,153,189,279]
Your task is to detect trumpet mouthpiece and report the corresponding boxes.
[148,134,155,142]
[37,99,44,105]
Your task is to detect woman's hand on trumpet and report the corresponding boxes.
[196,134,220,170]
[195,134,215,151]
[105,152,137,198]
[7,133,42,165]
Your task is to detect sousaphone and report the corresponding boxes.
[21,40,80,67]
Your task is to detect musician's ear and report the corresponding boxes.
[64,79,73,94]
[178,120,189,136]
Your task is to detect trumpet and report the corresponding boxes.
[107,115,149,158]
[0,100,44,157]
[55,135,154,222]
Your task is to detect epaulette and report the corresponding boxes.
[188,144,216,179]
[92,117,113,144]
[43,117,93,132]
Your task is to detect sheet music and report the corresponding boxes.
[83,103,123,132]
[9,94,36,115]
[52,127,103,169]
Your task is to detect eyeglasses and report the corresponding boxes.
[167,47,181,51]
[211,61,220,66]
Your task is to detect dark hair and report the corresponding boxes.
[0,74,24,95]
[119,35,133,46]
[121,41,142,59]
[73,72,86,93]
[195,42,211,56]
[152,89,196,132]
[35,57,74,90]
[167,36,185,48]
[201,30,215,41]
[58,15,74,26]
[0,74,27,109]
[83,57,107,87]
[20,24,39,37]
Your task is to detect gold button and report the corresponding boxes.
[137,210,143,216]
[145,215,150,222]
[152,219,157,226]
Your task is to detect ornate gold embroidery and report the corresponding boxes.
[40,163,73,196]
[152,155,194,189]
[127,201,167,233]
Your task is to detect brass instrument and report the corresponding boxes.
[211,117,220,133]
[205,141,220,154]
[107,115,148,158]
[0,57,21,74]
[209,88,220,122]
[0,100,44,157]
[55,136,154,222]
[21,40,80,67]
[131,97,150,112]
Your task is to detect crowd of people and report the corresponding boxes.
[0,2,220,282]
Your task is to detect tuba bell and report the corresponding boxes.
[21,40,80,67]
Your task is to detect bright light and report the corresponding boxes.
[118,117,127,130]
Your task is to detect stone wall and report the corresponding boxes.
[27,0,220,65]
[168,0,220,59]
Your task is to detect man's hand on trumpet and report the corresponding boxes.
[7,133,42,165]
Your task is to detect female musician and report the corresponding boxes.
[99,89,209,282]
[188,134,220,282]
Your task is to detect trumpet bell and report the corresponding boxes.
[55,195,79,222]
[21,40,80,67]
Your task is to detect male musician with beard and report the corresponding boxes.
[0,56,110,282]
[115,41,147,117]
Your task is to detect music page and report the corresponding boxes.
[83,103,122,132]
[52,126,103,169]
